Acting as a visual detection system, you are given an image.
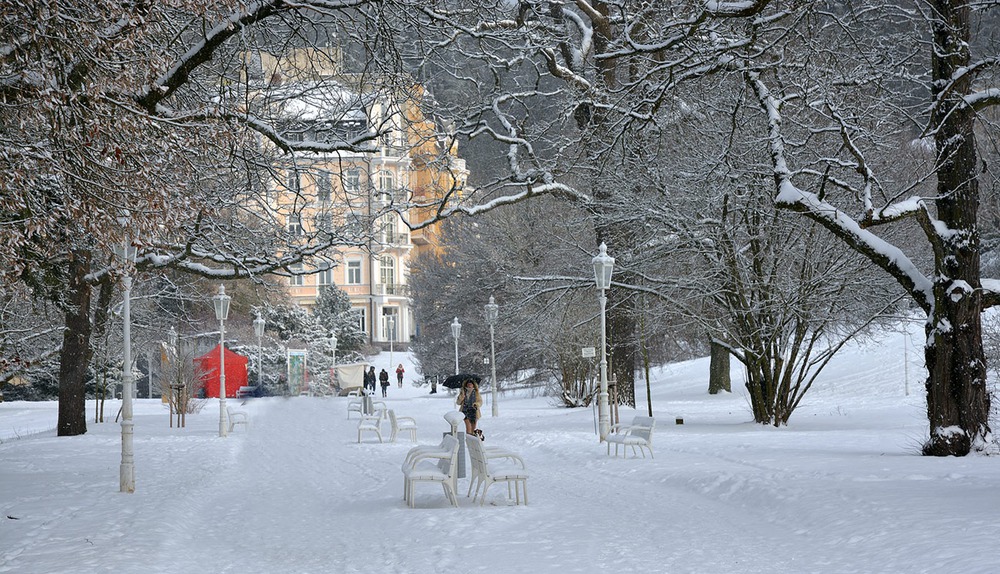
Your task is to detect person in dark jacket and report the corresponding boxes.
[364,367,376,394]
[379,369,390,397]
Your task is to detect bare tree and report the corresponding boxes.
[405,1,1000,455]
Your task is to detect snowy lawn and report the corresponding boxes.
[2,325,1000,573]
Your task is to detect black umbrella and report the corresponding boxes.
[442,373,481,389]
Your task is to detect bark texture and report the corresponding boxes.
[57,250,92,436]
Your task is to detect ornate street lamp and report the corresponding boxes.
[592,242,615,441]
[212,285,231,437]
[451,317,462,375]
[114,235,137,493]
[253,312,265,395]
[485,296,499,417]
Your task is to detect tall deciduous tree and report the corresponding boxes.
[410,0,1000,454]
[0,1,479,435]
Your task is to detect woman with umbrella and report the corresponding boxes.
[456,378,484,440]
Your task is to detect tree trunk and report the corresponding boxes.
[607,282,637,408]
[922,0,991,456]
[708,340,731,394]
[57,250,92,436]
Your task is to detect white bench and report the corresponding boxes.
[226,406,249,432]
[466,435,529,506]
[605,415,655,458]
[402,434,460,508]
[388,409,417,443]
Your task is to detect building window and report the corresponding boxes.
[380,256,395,291]
[315,213,331,232]
[347,259,362,285]
[318,264,333,287]
[289,263,304,286]
[378,170,394,205]
[287,214,303,235]
[381,214,397,244]
[317,171,331,203]
[344,170,361,195]
[287,169,300,193]
[355,307,366,334]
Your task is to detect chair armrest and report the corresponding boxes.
[486,451,526,468]
[408,449,451,466]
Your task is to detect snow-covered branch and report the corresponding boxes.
[748,71,934,311]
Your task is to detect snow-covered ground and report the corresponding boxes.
[3,322,1000,574]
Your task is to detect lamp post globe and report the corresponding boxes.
[592,242,615,441]
[451,317,462,375]
[485,296,499,417]
[212,285,231,437]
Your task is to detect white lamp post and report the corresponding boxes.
[485,296,499,417]
[167,325,178,394]
[212,285,231,437]
[115,236,137,493]
[592,242,615,441]
[387,315,395,373]
[253,313,265,395]
[451,317,462,375]
[329,331,338,388]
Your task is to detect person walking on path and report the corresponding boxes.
[456,379,484,440]
[396,364,405,388]
[364,366,376,394]
[379,368,390,397]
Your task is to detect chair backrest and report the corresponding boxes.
[388,409,398,428]
[631,416,655,443]
[466,434,490,476]
[439,434,460,475]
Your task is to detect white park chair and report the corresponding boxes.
[346,396,364,419]
[226,406,249,432]
[388,409,418,443]
[605,415,655,458]
[357,409,385,443]
[402,434,460,508]
[465,435,529,506]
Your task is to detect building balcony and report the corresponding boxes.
[383,232,410,246]
[375,283,407,297]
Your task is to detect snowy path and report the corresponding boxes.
[158,397,794,574]
[4,334,1000,573]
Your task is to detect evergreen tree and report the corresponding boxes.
[313,286,366,352]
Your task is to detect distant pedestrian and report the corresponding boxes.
[379,368,390,397]
[364,366,376,394]
[396,364,405,388]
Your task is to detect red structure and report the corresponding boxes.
[193,344,249,398]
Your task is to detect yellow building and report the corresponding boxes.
[251,49,467,346]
